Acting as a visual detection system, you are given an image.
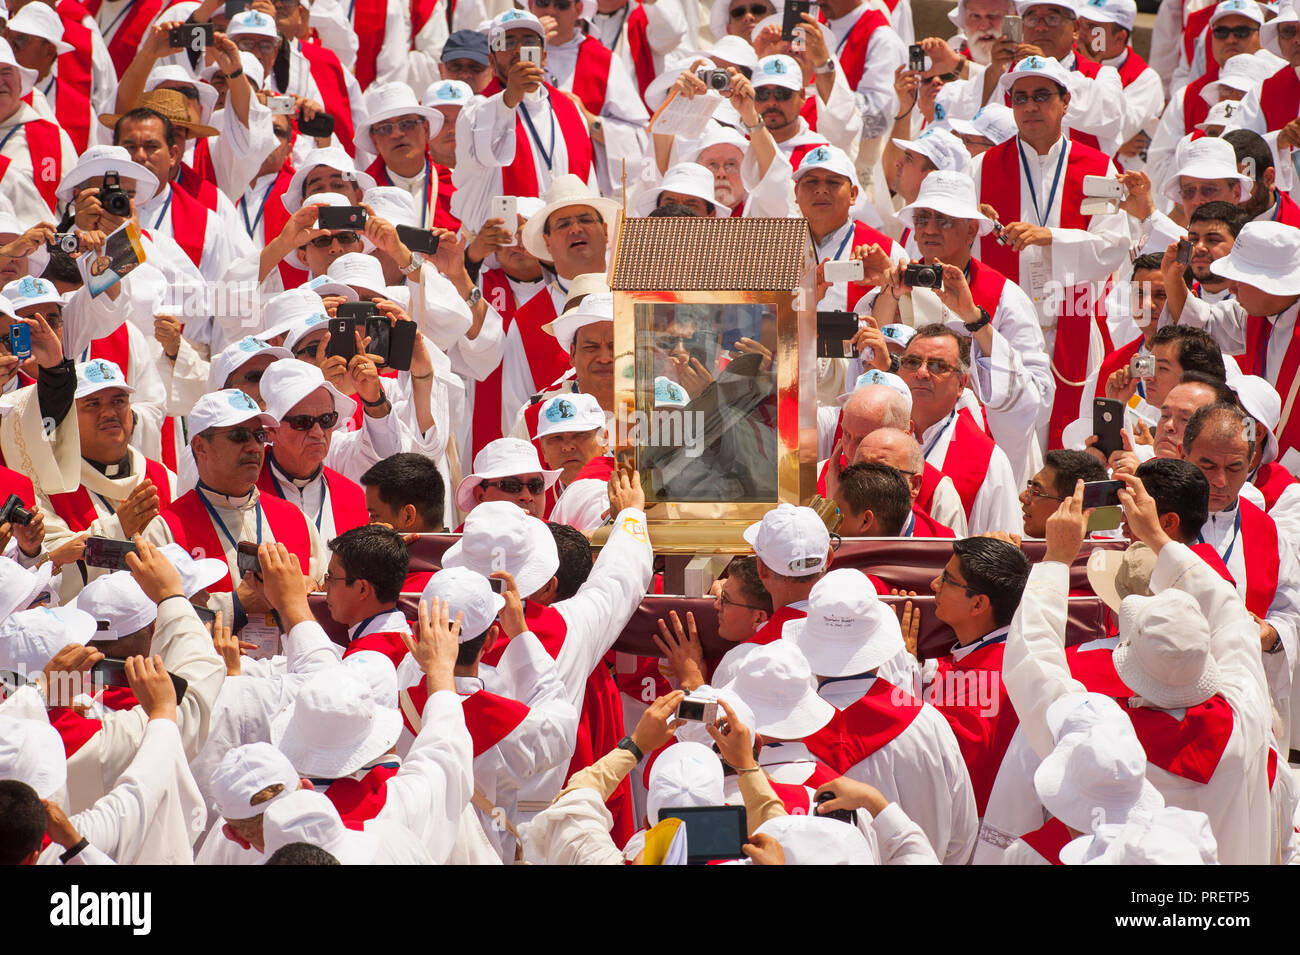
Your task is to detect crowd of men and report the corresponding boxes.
[0,0,1298,866]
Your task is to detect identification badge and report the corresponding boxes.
[241,613,281,660]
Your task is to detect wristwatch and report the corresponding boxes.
[617,736,644,761]
[813,59,835,75]
[400,251,424,276]
[590,117,604,134]
[964,306,992,333]
[465,286,483,307]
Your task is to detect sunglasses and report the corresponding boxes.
[730,3,771,18]
[911,211,959,229]
[898,355,961,376]
[1009,88,1060,105]
[293,340,322,359]
[207,426,270,445]
[755,86,795,102]
[1212,25,1258,38]
[370,117,427,138]
[282,411,339,431]
[481,476,546,495]
[533,0,573,8]
[306,231,362,249]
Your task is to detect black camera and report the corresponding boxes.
[696,68,731,91]
[51,232,79,254]
[0,493,33,526]
[98,171,132,218]
[902,263,943,289]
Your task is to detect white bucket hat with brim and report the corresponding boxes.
[783,568,904,677]
[282,148,377,214]
[55,144,159,203]
[7,1,74,54]
[260,358,358,430]
[1195,98,1249,132]
[1044,690,1132,742]
[0,713,66,799]
[271,668,403,778]
[1263,0,1299,49]
[453,437,561,515]
[1232,374,1281,465]
[646,740,725,825]
[354,82,445,158]
[1085,543,1155,613]
[1061,805,1219,865]
[158,542,228,598]
[0,557,53,624]
[1200,52,1279,103]
[1111,589,1223,709]
[635,162,731,216]
[723,640,836,739]
[545,291,613,352]
[285,193,377,271]
[898,169,993,236]
[262,789,383,864]
[1162,137,1254,204]
[0,605,96,673]
[258,288,329,343]
[521,174,620,262]
[1208,220,1300,296]
[1034,722,1165,832]
[0,38,39,99]
[440,499,560,599]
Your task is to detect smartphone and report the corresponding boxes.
[395,224,439,255]
[1002,14,1022,42]
[224,0,248,17]
[297,111,335,138]
[193,605,217,628]
[92,658,188,704]
[83,536,139,571]
[1092,397,1125,459]
[816,310,861,359]
[317,206,367,231]
[657,805,747,863]
[1176,238,1193,265]
[1081,175,1126,200]
[1081,479,1124,509]
[235,541,261,579]
[488,576,506,594]
[675,696,719,723]
[519,45,541,65]
[169,22,214,53]
[364,315,391,364]
[491,196,517,245]
[782,0,812,40]
[383,320,417,372]
[908,43,926,73]
[815,789,856,825]
[8,323,30,360]
[326,317,360,360]
[823,259,863,283]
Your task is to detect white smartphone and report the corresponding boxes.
[491,196,517,245]
[824,259,864,283]
[1002,14,1022,42]
[1082,175,1126,200]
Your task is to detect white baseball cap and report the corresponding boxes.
[146,64,220,126]
[158,542,228,598]
[547,291,613,353]
[0,605,96,672]
[282,148,376,214]
[260,359,357,431]
[283,311,333,353]
[271,668,403,777]
[420,567,505,642]
[55,144,158,203]
[743,501,831,576]
[488,8,547,46]
[881,325,917,353]
[4,276,62,312]
[1164,136,1254,203]
[303,274,361,305]
[441,500,560,599]
[74,358,135,399]
[635,162,730,216]
[210,741,300,822]
[453,437,561,515]
[0,556,52,623]
[363,186,420,229]
[1208,220,1300,296]
[889,126,971,176]
[1076,0,1137,29]
[200,50,264,90]
[258,288,329,343]
[75,571,158,642]
[355,82,444,158]
[947,104,1019,146]
[533,392,608,441]
[723,640,836,738]
[997,54,1075,97]
[1209,0,1265,26]
[783,568,904,677]
[646,741,725,825]
[422,79,474,108]
[836,368,913,408]
[898,169,992,234]
[262,788,383,863]
[187,389,277,442]
[752,54,803,91]
[792,144,859,186]
[207,337,292,393]
[1013,0,1078,13]
[0,713,67,799]
[227,8,279,37]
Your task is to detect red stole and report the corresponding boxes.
[190,138,217,189]
[1019,816,1071,864]
[0,119,63,214]
[915,460,946,512]
[1125,695,1234,784]
[1112,47,1151,87]
[47,706,102,757]
[624,1,655,106]
[1237,499,1281,619]
[1182,5,1218,83]
[479,79,594,197]
[512,288,569,404]
[1261,65,1300,132]
[411,0,437,37]
[788,139,827,172]
[175,159,219,211]
[1254,462,1299,513]
[573,36,613,116]
[0,464,35,508]
[101,0,165,77]
[1274,190,1300,228]
[256,455,369,536]
[343,629,410,667]
[746,604,806,646]
[933,407,996,519]
[158,489,312,592]
[325,764,400,829]
[351,0,388,90]
[402,681,532,757]
[964,255,1010,317]
[258,164,308,288]
[88,321,130,376]
[1181,73,1214,133]
[572,454,615,484]
[1063,55,1103,153]
[1239,312,1300,459]
[29,70,90,154]
[165,184,209,269]
[473,269,521,458]
[1064,642,1132,697]
[803,677,924,770]
[1091,336,1143,402]
[46,456,173,532]
[909,505,956,538]
[834,7,891,90]
[299,41,357,156]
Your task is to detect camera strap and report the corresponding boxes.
[1017,139,1067,228]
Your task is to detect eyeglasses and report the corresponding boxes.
[498,35,543,51]
[939,569,976,595]
[730,3,771,18]
[701,159,741,175]
[235,368,266,384]
[205,426,270,445]
[1023,481,1065,501]
[1179,182,1233,201]
[1279,24,1299,39]
[755,86,795,102]
[898,355,961,376]
[1009,88,1060,106]
[1212,24,1258,39]
[718,589,767,612]
[293,340,323,359]
[282,411,339,431]
[235,37,280,55]
[306,231,362,249]
[321,571,357,587]
[911,211,959,229]
[549,212,600,231]
[1022,10,1071,27]
[481,476,546,495]
[655,332,698,351]
[370,117,427,138]
[533,0,573,9]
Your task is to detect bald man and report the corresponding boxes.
[855,428,963,537]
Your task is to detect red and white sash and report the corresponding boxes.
[47,456,173,532]
[479,79,594,198]
[0,119,64,214]
[300,40,357,156]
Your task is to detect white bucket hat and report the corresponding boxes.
[753,814,875,864]
[1262,0,1299,50]
[521,174,620,262]
[282,148,376,214]
[54,144,158,203]
[453,437,561,515]
[7,2,74,54]
[752,54,803,92]
[207,336,292,392]
[354,82,444,158]
[0,37,38,98]
[1163,136,1254,203]
[187,389,277,441]
[258,288,329,343]
[325,251,387,296]
[1208,220,1300,295]
[646,741,725,825]
[889,126,971,176]
[1034,722,1165,833]
[75,571,157,642]
[362,186,420,229]
[210,741,299,822]
[0,605,96,673]
[262,789,382,864]
[74,357,135,399]
[1200,52,1278,103]
[947,103,1019,146]
[271,668,403,777]
[533,392,608,440]
[1232,374,1280,464]
[286,194,378,270]
[1062,805,1219,864]
[0,713,67,799]
[898,169,993,235]
[744,501,830,577]
[0,556,52,623]
[1044,690,1133,742]
[679,125,748,166]
[1076,0,1137,29]
[1111,589,1223,709]
[635,162,731,216]
[546,291,613,353]
[724,640,836,738]
[158,542,228,598]
[441,500,561,599]
[422,78,474,108]
[783,568,904,677]
[419,566,505,641]
[260,359,357,430]
[303,274,361,304]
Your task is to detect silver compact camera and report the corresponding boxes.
[696,68,731,92]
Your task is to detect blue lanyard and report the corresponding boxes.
[901,510,915,537]
[350,610,397,640]
[196,486,262,552]
[102,0,138,41]
[815,224,854,265]
[152,187,173,231]
[0,123,23,155]
[1017,139,1068,228]
[817,671,875,690]
[240,178,276,237]
[921,409,957,459]
[1273,195,1283,221]
[520,91,557,171]
[1198,509,1242,566]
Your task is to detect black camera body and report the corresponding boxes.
[0,493,33,526]
[902,263,943,289]
[696,68,730,91]
[98,171,132,218]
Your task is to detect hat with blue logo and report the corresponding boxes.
[283,310,333,353]
[889,126,971,176]
[227,9,279,38]
[1209,0,1265,26]
[947,103,1018,147]
[1076,0,1137,29]
[837,368,913,408]
[207,336,292,392]
[654,375,689,408]
[533,392,608,440]
[997,54,1075,97]
[791,144,858,185]
[752,54,804,91]
[3,276,62,312]
[422,79,474,108]
[488,8,547,46]
[188,388,277,442]
[75,358,135,399]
